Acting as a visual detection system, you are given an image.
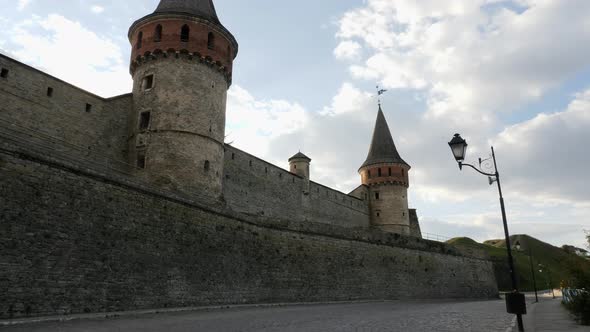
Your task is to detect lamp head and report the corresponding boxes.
[448,133,468,163]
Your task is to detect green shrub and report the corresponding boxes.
[563,256,590,325]
[564,291,590,325]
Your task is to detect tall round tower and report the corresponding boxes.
[127,0,238,198]
[359,105,411,235]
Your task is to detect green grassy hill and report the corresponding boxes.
[447,235,590,291]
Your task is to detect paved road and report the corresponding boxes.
[1,300,516,332]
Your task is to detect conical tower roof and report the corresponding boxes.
[155,0,220,24]
[360,105,409,170]
[289,152,311,162]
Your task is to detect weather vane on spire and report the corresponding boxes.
[376,85,388,106]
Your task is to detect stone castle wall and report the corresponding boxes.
[223,145,370,228]
[0,54,132,166]
[0,141,498,319]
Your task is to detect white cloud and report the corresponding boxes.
[265,82,377,191]
[493,88,590,203]
[7,14,131,97]
[327,1,590,247]
[335,0,590,120]
[226,85,306,165]
[17,0,31,11]
[320,82,372,116]
[333,40,361,60]
[91,5,105,14]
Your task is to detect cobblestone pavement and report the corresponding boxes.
[1,300,515,332]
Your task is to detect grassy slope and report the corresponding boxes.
[447,235,590,291]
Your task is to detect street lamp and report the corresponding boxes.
[538,263,556,299]
[448,133,526,332]
[515,242,539,303]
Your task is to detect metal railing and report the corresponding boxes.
[563,288,588,304]
[422,232,451,242]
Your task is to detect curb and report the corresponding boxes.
[0,299,395,327]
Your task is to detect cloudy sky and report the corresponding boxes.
[2,0,589,248]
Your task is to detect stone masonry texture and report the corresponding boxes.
[0,142,498,319]
[0,54,132,166]
[223,145,370,228]
[130,56,228,197]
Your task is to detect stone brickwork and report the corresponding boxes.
[130,56,228,197]
[0,143,499,319]
[223,145,369,228]
[129,16,236,78]
[368,184,410,235]
[0,0,500,321]
[0,54,132,166]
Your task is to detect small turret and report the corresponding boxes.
[289,152,311,180]
[359,105,411,235]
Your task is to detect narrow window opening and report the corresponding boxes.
[388,168,392,176]
[376,212,381,217]
[139,111,151,131]
[0,68,8,78]
[265,167,268,174]
[294,165,297,169]
[231,153,235,160]
[367,170,371,179]
[279,173,282,179]
[292,178,295,183]
[143,74,154,90]
[375,192,380,200]
[204,160,210,172]
[137,31,143,49]
[46,87,54,97]
[154,25,162,42]
[137,150,146,169]
[85,103,92,112]
[378,168,382,177]
[249,160,252,167]
[402,169,405,177]
[180,25,190,42]
[207,32,215,49]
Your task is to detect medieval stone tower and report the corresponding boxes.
[127,0,238,197]
[359,105,411,235]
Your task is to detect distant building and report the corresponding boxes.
[562,245,590,258]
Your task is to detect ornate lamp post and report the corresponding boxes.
[538,263,556,299]
[448,133,526,332]
[516,242,538,303]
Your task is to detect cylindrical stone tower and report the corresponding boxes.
[127,0,238,198]
[359,105,411,235]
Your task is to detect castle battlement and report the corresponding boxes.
[0,0,420,236]
[0,0,500,320]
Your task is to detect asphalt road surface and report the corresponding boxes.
[1,300,516,332]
